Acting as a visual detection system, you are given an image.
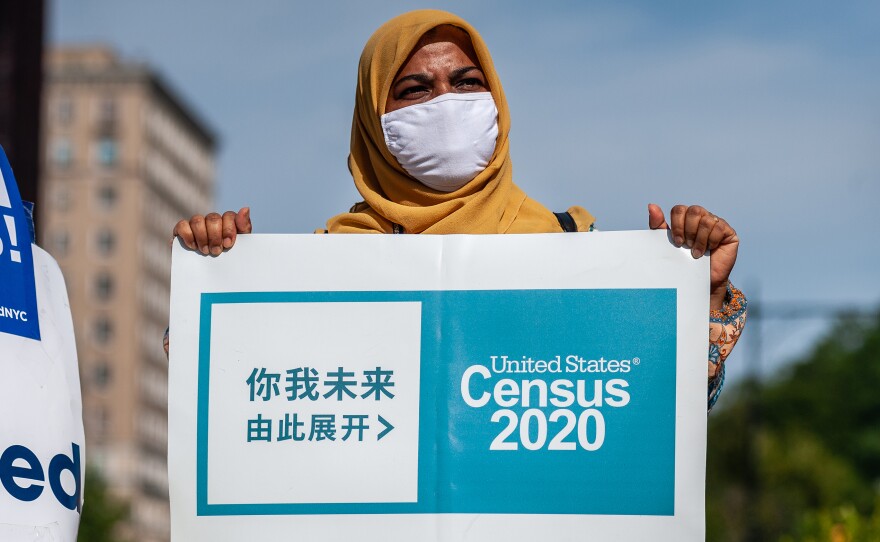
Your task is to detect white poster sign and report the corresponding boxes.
[0,246,85,541]
[169,231,709,541]
[1,147,84,542]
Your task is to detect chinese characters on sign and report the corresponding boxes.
[244,366,396,443]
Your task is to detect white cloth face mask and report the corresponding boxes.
[381,92,499,192]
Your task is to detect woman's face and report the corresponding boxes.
[385,25,489,114]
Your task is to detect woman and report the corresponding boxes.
[171,10,746,409]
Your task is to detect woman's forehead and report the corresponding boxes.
[398,25,480,74]
[415,25,475,56]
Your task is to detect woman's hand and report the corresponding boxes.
[648,203,739,310]
[172,207,253,255]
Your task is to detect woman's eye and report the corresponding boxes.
[457,78,485,90]
[399,85,428,98]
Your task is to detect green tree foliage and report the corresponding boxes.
[783,500,880,542]
[707,313,880,541]
[77,468,128,542]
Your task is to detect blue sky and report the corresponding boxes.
[51,1,880,383]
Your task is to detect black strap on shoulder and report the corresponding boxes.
[554,211,578,233]
[393,216,574,234]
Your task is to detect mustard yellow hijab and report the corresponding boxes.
[324,9,594,234]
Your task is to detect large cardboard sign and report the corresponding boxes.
[169,231,709,541]
[0,147,84,541]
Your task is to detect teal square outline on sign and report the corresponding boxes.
[196,289,677,517]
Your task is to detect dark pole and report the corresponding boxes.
[743,283,763,542]
[0,0,45,224]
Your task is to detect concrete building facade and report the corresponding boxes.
[39,46,216,541]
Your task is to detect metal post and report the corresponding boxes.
[743,282,763,542]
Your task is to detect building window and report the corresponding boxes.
[94,273,114,301]
[95,229,115,257]
[97,185,117,210]
[50,231,70,258]
[53,186,71,211]
[96,138,118,167]
[57,96,73,124]
[98,97,116,124]
[52,138,73,168]
[93,405,110,438]
[93,362,112,389]
[93,317,114,345]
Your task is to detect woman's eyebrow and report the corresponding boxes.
[392,66,482,90]
[449,65,482,79]
[393,73,433,89]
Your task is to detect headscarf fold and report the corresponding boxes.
[325,9,593,234]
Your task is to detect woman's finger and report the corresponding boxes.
[236,207,253,234]
[706,216,730,251]
[648,203,668,229]
[172,219,196,250]
[669,205,688,246]
[222,211,238,249]
[691,213,718,258]
[205,213,224,255]
[190,215,209,255]
[683,205,706,248]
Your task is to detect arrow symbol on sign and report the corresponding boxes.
[377,415,394,441]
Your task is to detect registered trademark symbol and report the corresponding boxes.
[633,357,640,365]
